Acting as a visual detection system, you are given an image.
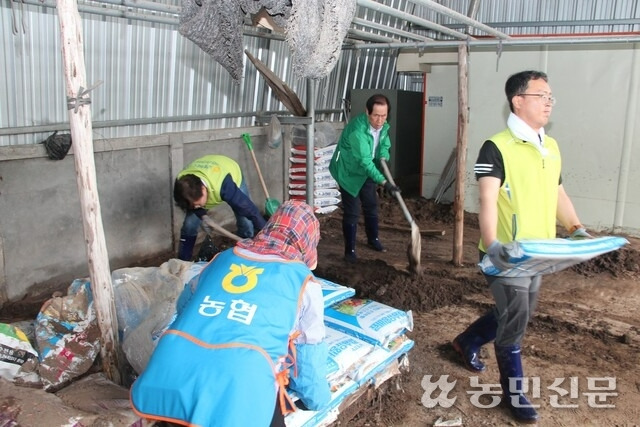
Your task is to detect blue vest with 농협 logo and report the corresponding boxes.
[131,248,313,427]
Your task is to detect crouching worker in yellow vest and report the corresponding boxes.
[174,154,267,261]
[131,200,331,427]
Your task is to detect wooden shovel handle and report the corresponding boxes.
[243,133,270,199]
[249,149,271,199]
[202,215,242,242]
[380,159,414,226]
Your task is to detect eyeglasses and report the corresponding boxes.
[518,93,556,106]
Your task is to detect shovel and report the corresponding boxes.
[380,159,422,275]
[201,215,242,242]
[242,133,281,218]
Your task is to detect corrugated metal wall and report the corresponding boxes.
[436,0,640,37]
[3,0,638,146]
[0,1,408,146]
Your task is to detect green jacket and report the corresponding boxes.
[479,129,562,252]
[329,113,391,197]
[177,155,243,209]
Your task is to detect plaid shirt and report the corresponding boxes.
[236,200,319,268]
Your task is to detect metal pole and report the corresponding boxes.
[306,80,317,208]
[351,36,640,49]
[410,0,511,39]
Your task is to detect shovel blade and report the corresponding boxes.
[407,222,422,275]
[265,198,281,218]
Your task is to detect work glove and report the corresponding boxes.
[193,207,208,219]
[486,240,512,271]
[570,226,593,240]
[383,181,401,197]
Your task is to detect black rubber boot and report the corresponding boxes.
[494,344,540,423]
[178,235,197,261]
[343,223,357,263]
[364,216,386,252]
[451,311,498,372]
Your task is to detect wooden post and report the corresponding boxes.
[453,44,469,267]
[169,134,184,253]
[56,0,121,384]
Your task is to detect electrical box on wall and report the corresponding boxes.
[348,89,423,196]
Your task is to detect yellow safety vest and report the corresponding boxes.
[178,155,243,208]
[479,129,562,252]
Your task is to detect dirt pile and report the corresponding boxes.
[315,197,640,426]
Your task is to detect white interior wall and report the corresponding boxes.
[422,65,459,201]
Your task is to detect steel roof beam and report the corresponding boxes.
[351,36,640,49]
[408,0,511,39]
[356,0,473,40]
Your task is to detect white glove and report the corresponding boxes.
[570,227,593,240]
[486,240,511,271]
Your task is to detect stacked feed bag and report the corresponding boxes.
[285,278,415,427]
[289,123,341,215]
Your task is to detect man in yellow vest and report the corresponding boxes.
[173,155,266,260]
[452,70,590,423]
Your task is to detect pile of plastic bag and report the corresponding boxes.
[289,123,341,215]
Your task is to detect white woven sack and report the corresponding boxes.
[479,236,629,277]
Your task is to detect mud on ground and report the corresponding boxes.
[315,197,640,426]
[1,197,639,426]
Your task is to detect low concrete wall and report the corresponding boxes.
[0,125,291,304]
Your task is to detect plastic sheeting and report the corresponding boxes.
[286,0,357,79]
[179,0,356,81]
[179,0,291,81]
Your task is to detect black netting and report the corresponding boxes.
[41,131,72,160]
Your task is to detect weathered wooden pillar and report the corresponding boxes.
[56,0,121,384]
[453,43,469,267]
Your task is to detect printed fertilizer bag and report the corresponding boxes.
[352,335,415,385]
[289,188,341,198]
[479,236,629,277]
[289,164,330,175]
[0,323,40,384]
[290,144,337,158]
[315,278,355,308]
[289,170,333,182]
[315,205,339,215]
[324,327,374,385]
[285,379,357,427]
[324,298,413,347]
[36,278,101,391]
[289,179,338,190]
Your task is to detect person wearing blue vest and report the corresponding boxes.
[131,200,330,427]
[329,94,400,264]
[173,154,267,261]
[451,71,590,423]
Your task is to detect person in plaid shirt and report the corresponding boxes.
[132,200,329,427]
